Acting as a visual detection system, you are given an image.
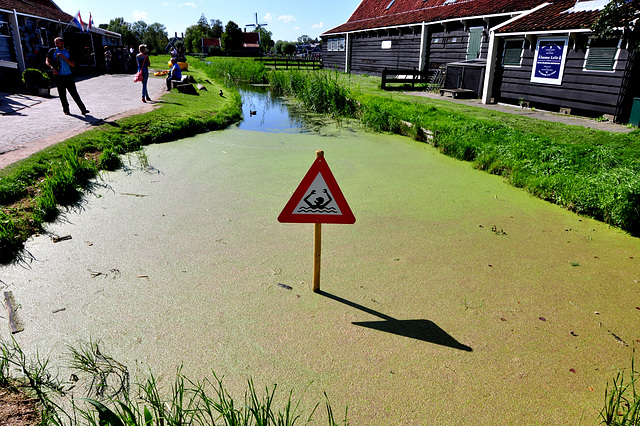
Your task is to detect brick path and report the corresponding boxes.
[0,73,166,169]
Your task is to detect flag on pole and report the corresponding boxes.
[72,11,84,32]
[88,13,94,30]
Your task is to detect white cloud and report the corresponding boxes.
[277,15,296,24]
[263,12,275,22]
[132,10,148,20]
[311,22,324,29]
[179,2,197,6]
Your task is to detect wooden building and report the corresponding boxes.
[321,0,639,121]
[486,0,638,120]
[0,0,120,89]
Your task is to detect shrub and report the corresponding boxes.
[22,68,50,88]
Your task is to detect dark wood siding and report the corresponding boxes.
[425,20,491,70]
[494,37,632,117]
[349,29,421,75]
[323,28,422,76]
[322,45,346,72]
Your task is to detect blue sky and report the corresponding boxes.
[53,0,357,42]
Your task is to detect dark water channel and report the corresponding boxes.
[236,83,352,134]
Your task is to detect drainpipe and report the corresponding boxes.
[10,9,26,73]
[481,29,497,104]
[418,21,427,71]
[345,33,350,73]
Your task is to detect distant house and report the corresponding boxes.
[321,0,639,121]
[0,0,121,87]
[202,37,221,55]
[242,31,260,55]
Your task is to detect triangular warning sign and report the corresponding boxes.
[278,156,355,224]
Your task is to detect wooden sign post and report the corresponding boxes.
[278,150,355,292]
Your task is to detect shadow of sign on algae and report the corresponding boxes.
[318,291,473,352]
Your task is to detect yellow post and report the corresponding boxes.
[313,222,322,292]
[312,150,324,292]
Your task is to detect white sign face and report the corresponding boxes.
[292,173,343,216]
[531,37,569,85]
[381,40,392,49]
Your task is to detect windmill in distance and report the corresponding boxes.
[246,13,267,48]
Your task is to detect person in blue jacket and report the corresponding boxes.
[46,37,89,116]
[166,57,182,90]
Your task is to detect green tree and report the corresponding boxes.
[257,27,274,53]
[184,14,213,53]
[144,23,169,54]
[591,0,640,47]
[106,17,137,47]
[221,21,243,53]
[184,24,205,53]
[210,19,223,38]
[283,41,296,56]
[131,21,148,45]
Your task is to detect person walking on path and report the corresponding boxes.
[136,44,151,103]
[166,57,182,91]
[46,37,89,116]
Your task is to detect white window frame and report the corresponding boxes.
[583,37,621,73]
[530,36,569,85]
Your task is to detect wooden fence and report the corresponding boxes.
[255,57,322,70]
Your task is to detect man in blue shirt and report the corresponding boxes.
[46,37,89,116]
[166,57,182,91]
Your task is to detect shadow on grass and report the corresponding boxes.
[318,290,473,352]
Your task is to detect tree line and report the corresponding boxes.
[99,14,320,57]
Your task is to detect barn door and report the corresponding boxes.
[466,27,483,60]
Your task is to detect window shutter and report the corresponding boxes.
[466,28,482,60]
[503,40,523,66]
[586,46,617,70]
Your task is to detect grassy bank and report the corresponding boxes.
[260,67,640,236]
[0,55,242,263]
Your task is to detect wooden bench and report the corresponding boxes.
[381,68,432,91]
[171,75,189,89]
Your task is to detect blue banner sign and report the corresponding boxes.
[531,37,569,85]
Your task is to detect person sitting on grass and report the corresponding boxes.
[166,58,182,91]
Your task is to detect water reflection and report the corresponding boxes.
[237,83,350,134]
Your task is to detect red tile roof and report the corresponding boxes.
[497,0,605,32]
[0,0,73,22]
[323,0,549,34]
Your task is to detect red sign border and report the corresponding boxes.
[278,156,355,224]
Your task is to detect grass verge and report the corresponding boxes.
[0,55,242,263]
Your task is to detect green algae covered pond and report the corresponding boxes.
[1,87,639,424]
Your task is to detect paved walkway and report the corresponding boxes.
[407,90,635,133]
[0,73,166,169]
